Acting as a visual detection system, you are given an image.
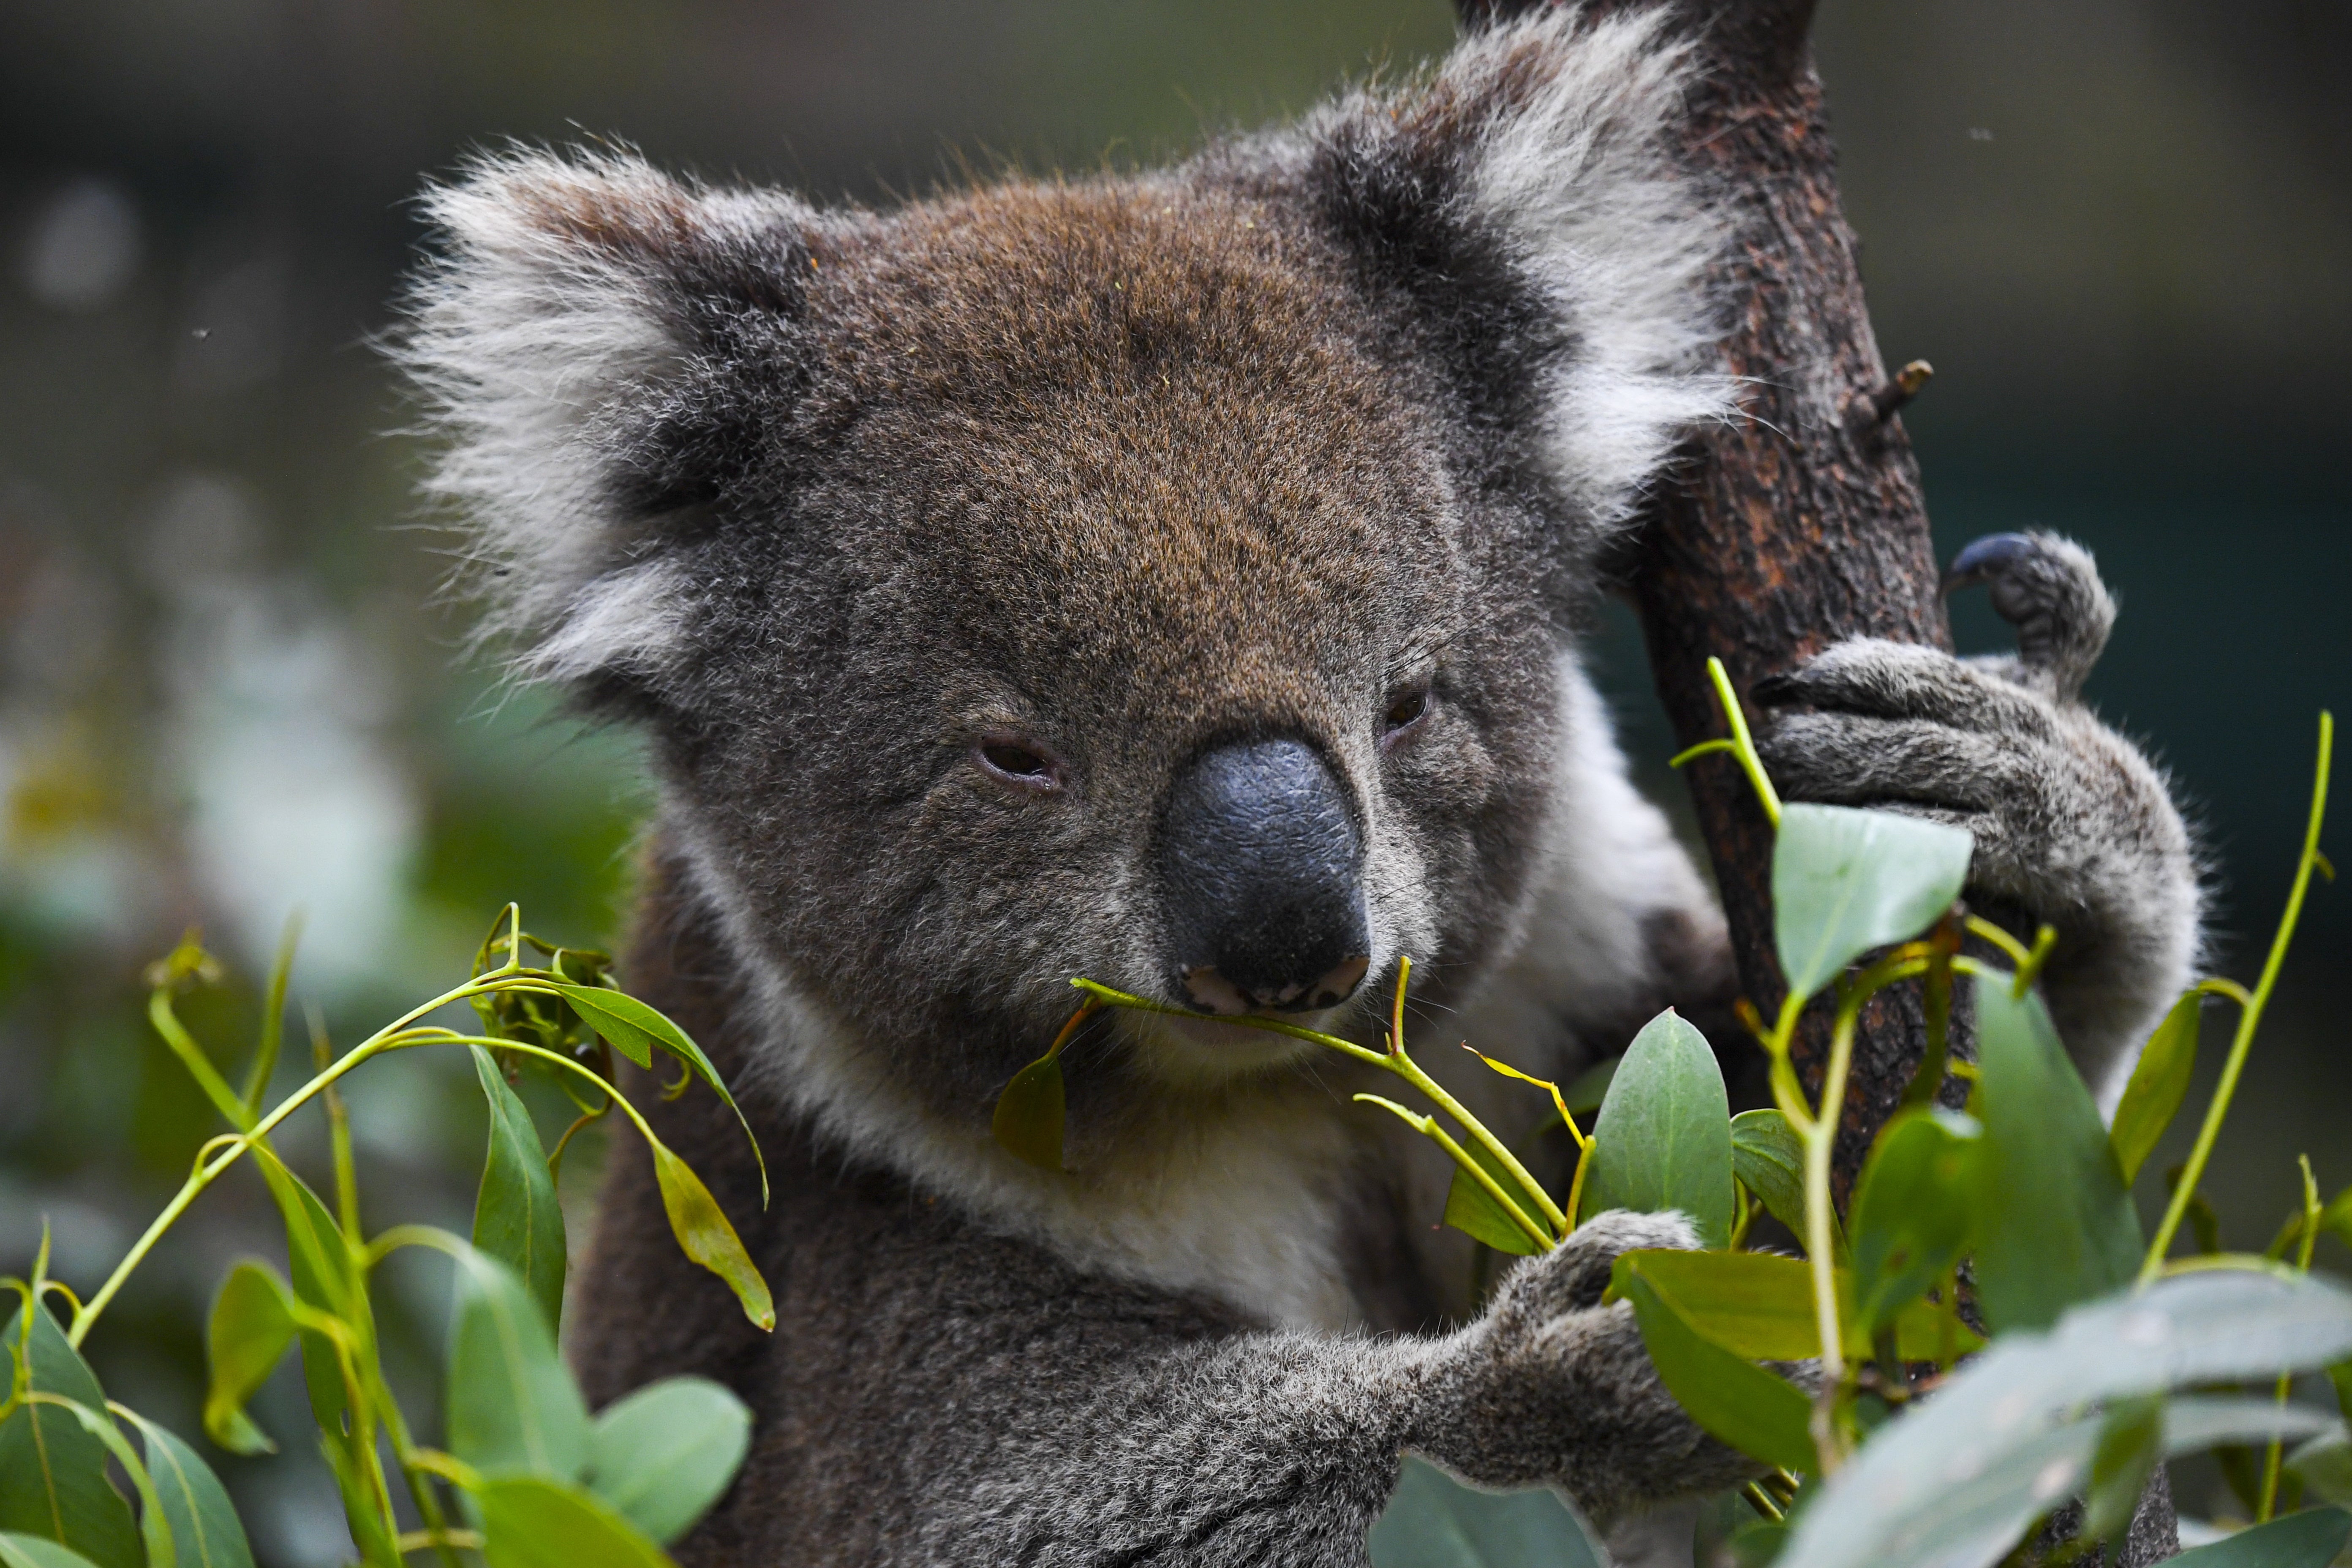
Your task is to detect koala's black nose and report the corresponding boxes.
[1157,738,1371,1015]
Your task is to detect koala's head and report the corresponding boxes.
[400,11,1726,1133]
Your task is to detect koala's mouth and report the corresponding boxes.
[1124,1008,1343,1086]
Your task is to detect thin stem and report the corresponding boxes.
[2141,711,2332,1284]
[2259,1157,2324,1522]
[1709,656,1783,826]
[1353,1096,1552,1252]
[1565,1138,1595,1236]
[1068,979,1388,1068]
[1804,996,1865,1473]
[68,970,560,1345]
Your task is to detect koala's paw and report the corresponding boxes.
[1410,1211,1754,1530]
[1751,532,2201,1083]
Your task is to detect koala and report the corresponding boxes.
[397,7,2200,1564]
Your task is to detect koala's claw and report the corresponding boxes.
[1941,530,2115,702]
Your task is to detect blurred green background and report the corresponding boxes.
[0,1,2342,1558]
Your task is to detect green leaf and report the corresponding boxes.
[1602,1249,1978,1363]
[990,1055,1065,1172]
[1969,978,2142,1333]
[469,1047,568,1334]
[2081,1396,2162,1552]
[0,1535,105,1568]
[2333,1362,2352,1422]
[583,1378,751,1546]
[2170,1508,2352,1567]
[474,1475,675,1568]
[1614,1256,1815,1473]
[248,1151,363,1437]
[2111,991,2202,1184]
[445,1245,591,1483]
[0,1300,142,1568]
[1729,1108,1817,1249]
[37,1399,171,1568]
[1779,1271,2352,1568]
[1846,1109,1981,1336]
[118,1412,256,1568]
[1771,803,1973,999]
[547,983,767,1201]
[1579,1010,1734,1250]
[202,1262,295,1456]
[2289,1434,2352,1505]
[1366,1456,1603,1568]
[649,1139,774,1332]
[1442,1132,1552,1256]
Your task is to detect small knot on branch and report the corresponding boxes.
[1848,359,1933,433]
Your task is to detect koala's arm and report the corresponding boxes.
[1754,533,2202,1090]
[922,1214,1748,1567]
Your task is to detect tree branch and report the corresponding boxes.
[1453,0,2175,1554]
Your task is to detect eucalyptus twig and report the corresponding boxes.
[1072,959,1570,1242]
[2140,710,2333,1283]
[1669,656,1783,828]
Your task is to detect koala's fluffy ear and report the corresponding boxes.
[1299,6,1731,547]
[399,149,814,691]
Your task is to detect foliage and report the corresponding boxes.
[1009,667,2342,1566]
[2,908,764,1567]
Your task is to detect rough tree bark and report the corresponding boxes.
[1454,0,2180,1559]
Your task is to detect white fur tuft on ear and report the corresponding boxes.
[397,149,807,685]
[1454,8,1734,528]
[1294,6,1734,538]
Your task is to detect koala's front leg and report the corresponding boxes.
[1406,1211,1757,1524]
[946,1213,1745,1567]
[1751,533,2201,1092]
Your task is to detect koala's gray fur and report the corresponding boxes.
[397,7,2201,1563]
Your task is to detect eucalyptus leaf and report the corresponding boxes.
[0,1535,105,1568]
[1367,1456,1602,1568]
[445,1244,591,1482]
[584,1379,752,1546]
[201,1261,296,1455]
[2161,1397,2342,1457]
[649,1138,774,1332]
[1579,1011,1734,1250]
[1603,1248,1977,1363]
[41,1398,172,1568]
[1442,1133,1552,1255]
[248,1150,362,1437]
[2287,1433,2352,1505]
[1970,979,2142,1332]
[1772,804,1973,1000]
[474,1475,674,1568]
[2111,991,2202,1184]
[1729,1108,1816,1250]
[120,1411,256,1568]
[2169,1507,2352,1567]
[1615,1258,1815,1473]
[548,983,767,1201]
[1847,1109,1981,1336]
[1780,1272,2352,1568]
[0,1300,142,1568]
[990,1055,1065,1172]
[469,1046,568,1333]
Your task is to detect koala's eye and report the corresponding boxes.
[975,738,1064,792]
[1379,686,1433,749]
